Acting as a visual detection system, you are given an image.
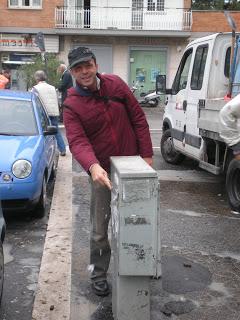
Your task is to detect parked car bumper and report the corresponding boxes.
[0,180,41,211]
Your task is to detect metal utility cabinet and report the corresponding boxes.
[110,156,161,320]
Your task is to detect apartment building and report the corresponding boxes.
[191,3,240,40]
[2,1,240,91]
[0,0,192,91]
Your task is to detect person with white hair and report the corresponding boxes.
[33,70,66,156]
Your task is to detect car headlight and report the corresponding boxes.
[12,160,32,179]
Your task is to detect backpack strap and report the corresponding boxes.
[91,92,127,105]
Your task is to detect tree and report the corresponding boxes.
[192,0,225,10]
[224,0,240,10]
[18,53,63,90]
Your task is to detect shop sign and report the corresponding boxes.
[0,36,36,49]
[0,34,59,53]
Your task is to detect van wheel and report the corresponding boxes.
[161,129,185,164]
[226,159,240,212]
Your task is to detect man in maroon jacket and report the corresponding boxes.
[63,47,153,296]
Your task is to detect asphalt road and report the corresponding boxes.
[1,106,239,320]
[70,106,240,320]
[0,181,54,320]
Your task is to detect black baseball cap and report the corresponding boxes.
[68,47,96,69]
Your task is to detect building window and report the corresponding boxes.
[8,0,42,9]
[147,0,164,11]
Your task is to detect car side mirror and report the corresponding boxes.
[44,125,57,136]
[156,75,172,95]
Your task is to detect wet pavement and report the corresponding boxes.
[70,154,240,320]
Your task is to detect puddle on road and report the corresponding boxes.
[162,255,212,294]
[161,299,197,316]
[158,255,212,317]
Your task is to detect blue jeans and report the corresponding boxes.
[49,116,66,153]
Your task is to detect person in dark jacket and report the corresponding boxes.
[63,47,153,296]
[57,64,73,121]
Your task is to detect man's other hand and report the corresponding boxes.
[143,157,153,167]
[89,164,112,190]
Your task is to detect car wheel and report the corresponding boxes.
[34,176,47,218]
[49,160,57,181]
[0,244,4,303]
[161,129,185,164]
[226,159,240,212]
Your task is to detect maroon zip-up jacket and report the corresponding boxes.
[63,73,153,173]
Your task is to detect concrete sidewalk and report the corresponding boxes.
[32,150,72,320]
[32,151,240,320]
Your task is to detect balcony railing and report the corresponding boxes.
[55,7,192,31]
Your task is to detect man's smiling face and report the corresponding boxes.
[71,59,98,91]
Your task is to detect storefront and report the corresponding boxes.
[0,33,59,90]
[129,47,167,98]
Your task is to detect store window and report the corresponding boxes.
[147,0,164,11]
[8,0,42,9]
[130,49,167,98]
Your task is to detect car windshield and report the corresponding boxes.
[0,98,38,136]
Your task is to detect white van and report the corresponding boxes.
[158,32,240,211]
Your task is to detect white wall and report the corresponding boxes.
[165,0,183,9]
[112,45,129,82]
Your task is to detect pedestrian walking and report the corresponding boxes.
[57,64,73,122]
[63,47,153,296]
[33,70,66,156]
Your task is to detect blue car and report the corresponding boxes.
[0,202,5,302]
[0,90,57,217]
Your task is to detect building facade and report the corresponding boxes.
[0,0,192,91]
[1,0,240,92]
